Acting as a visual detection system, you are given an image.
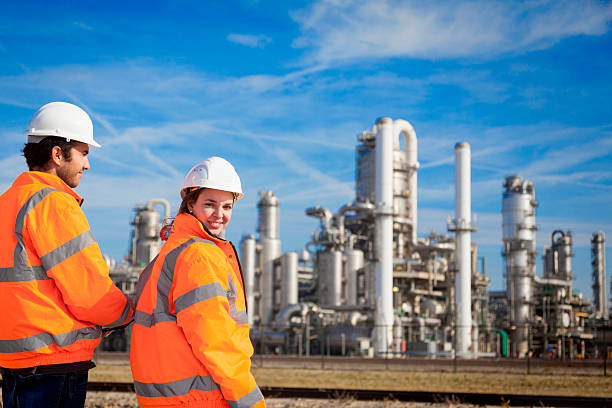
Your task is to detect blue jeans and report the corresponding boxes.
[1,371,88,408]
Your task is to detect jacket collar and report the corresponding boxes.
[172,213,229,245]
[12,171,83,206]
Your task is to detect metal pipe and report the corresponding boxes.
[145,198,171,220]
[393,119,418,244]
[534,276,572,287]
[334,201,375,243]
[374,117,394,355]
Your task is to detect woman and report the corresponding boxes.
[130,157,265,408]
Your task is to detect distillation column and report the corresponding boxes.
[591,231,606,318]
[453,142,473,356]
[502,175,538,357]
[258,191,282,327]
[374,118,394,355]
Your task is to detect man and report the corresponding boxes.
[0,102,133,408]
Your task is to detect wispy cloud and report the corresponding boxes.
[227,33,272,48]
[520,137,612,177]
[72,21,93,31]
[271,146,353,200]
[291,0,612,65]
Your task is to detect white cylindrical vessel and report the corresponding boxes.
[374,117,394,355]
[454,142,472,356]
[281,252,299,307]
[240,234,257,326]
[345,248,364,305]
[261,237,281,326]
[317,250,343,306]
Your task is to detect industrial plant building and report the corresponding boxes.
[106,118,610,359]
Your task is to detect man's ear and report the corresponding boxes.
[50,146,63,167]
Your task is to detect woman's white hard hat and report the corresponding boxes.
[25,101,101,148]
[181,156,244,200]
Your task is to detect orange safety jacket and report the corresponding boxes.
[0,171,133,369]
[130,213,265,408]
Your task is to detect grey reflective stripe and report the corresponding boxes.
[133,310,176,328]
[0,265,47,282]
[153,240,190,317]
[174,282,226,313]
[228,386,264,408]
[133,238,216,328]
[106,299,132,328]
[0,187,59,283]
[227,274,248,325]
[40,230,96,271]
[0,326,101,354]
[153,238,216,318]
[134,375,220,398]
[230,309,249,325]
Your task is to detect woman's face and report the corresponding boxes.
[189,188,234,236]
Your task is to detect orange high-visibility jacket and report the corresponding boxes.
[0,171,133,369]
[130,213,265,408]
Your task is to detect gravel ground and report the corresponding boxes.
[84,392,499,408]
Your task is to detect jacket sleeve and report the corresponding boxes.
[174,244,265,408]
[25,192,133,328]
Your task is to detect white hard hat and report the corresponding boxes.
[25,101,101,148]
[181,157,244,200]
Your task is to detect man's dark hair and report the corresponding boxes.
[22,137,74,171]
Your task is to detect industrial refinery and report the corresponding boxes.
[106,117,610,360]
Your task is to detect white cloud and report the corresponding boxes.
[227,33,272,48]
[291,0,612,65]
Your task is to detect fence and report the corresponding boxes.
[249,321,612,377]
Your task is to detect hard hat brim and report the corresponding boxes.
[25,132,102,148]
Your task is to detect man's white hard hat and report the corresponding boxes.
[25,101,101,148]
[181,156,244,200]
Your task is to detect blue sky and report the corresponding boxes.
[1,0,611,302]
